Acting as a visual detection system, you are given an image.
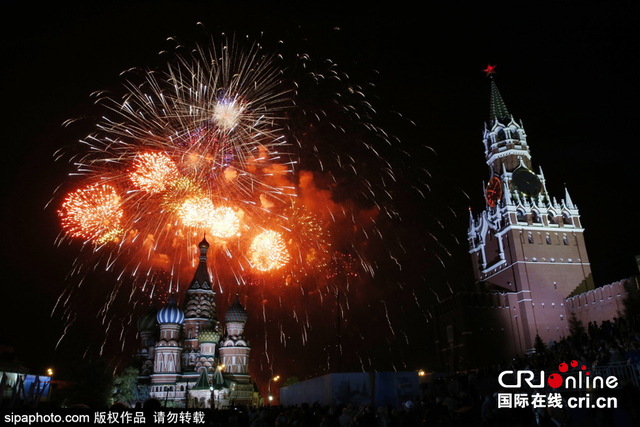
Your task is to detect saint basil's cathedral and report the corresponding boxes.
[135,237,256,408]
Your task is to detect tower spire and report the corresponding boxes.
[484,65,511,124]
[489,77,511,124]
[182,236,217,352]
[564,185,575,209]
[189,237,212,290]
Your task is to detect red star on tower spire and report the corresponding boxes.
[483,64,497,76]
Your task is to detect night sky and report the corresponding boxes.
[1,1,639,392]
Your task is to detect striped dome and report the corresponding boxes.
[198,328,221,343]
[157,298,185,324]
[224,295,248,323]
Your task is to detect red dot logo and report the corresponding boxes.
[581,365,586,370]
[558,362,568,373]
[548,373,563,389]
[570,360,578,368]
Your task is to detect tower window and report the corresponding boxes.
[528,234,533,244]
[546,235,551,244]
[563,236,568,245]
[532,211,541,224]
[547,212,556,224]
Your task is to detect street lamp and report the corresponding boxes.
[267,375,280,405]
[46,368,54,401]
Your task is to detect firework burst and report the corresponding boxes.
[129,151,180,194]
[58,183,124,244]
[248,229,291,272]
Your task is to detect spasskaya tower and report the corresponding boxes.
[467,67,595,352]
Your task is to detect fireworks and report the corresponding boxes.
[178,197,217,229]
[177,199,240,239]
[278,203,330,270]
[58,38,297,277]
[58,183,124,244]
[212,97,245,132]
[209,206,241,239]
[54,32,445,379]
[248,230,291,272]
[129,152,179,194]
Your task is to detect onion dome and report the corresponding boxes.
[224,294,248,324]
[199,236,210,250]
[198,328,221,343]
[137,305,158,331]
[157,298,185,324]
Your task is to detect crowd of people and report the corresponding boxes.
[211,403,424,427]
[194,315,640,426]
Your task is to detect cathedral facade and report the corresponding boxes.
[430,73,638,371]
[136,237,255,408]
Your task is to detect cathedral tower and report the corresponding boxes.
[467,70,594,351]
[151,298,185,386]
[183,238,218,354]
[219,295,250,380]
[218,295,254,405]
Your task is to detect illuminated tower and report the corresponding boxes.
[218,295,253,405]
[219,295,250,381]
[151,298,185,388]
[467,70,594,353]
[194,327,221,373]
[182,237,218,357]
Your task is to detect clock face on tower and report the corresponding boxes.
[512,167,542,197]
[485,176,502,207]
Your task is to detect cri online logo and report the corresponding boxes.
[498,360,618,390]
